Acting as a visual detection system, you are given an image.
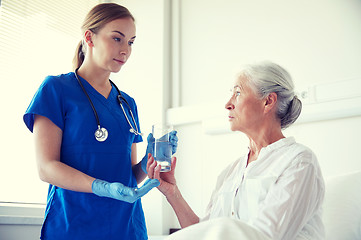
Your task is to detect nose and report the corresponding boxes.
[225,97,234,110]
[120,43,131,56]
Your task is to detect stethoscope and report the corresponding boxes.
[74,69,142,142]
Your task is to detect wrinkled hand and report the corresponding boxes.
[146,154,177,197]
[141,131,178,173]
[92,178,160,203]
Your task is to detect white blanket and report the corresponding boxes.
[165,218,271,240]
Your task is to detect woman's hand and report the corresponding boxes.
[146,153,177,197]
[147,153,200,228]
[141,131,178,174]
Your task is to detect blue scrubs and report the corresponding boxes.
[23,72,147,240]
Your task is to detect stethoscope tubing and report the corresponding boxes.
[74,69,142,141]
[109,79,142,136]
[75,70,101,128]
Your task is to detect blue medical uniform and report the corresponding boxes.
[23,72,147,240]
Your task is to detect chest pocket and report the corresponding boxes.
[209,179,238,218]
[245,175,277,219]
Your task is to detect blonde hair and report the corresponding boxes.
[72,3,135,70]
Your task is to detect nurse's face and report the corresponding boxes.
[225,76,265,134]
[89,17,136,73]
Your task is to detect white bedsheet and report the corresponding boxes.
[165,217,271,240]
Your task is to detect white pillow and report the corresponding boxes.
[323,171,361,240]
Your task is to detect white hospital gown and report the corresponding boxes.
[201,137,325,240]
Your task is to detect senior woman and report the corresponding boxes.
[146,61,325,240]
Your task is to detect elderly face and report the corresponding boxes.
[225,76,266,134]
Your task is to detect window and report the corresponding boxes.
[0,0,102,204]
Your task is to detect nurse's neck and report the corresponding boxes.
[77,64,112,98]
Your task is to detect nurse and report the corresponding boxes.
[147,61,325,240]
[23,3,177,240]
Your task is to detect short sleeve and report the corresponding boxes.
[23,76,65,132]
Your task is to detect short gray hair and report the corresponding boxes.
[240,61,302,129]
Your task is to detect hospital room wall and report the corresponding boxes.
[162,0,361,230]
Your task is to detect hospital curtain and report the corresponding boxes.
[0,0,102,204]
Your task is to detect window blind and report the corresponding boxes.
[0,0,101,204]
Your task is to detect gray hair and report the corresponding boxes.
[240,61,302,129]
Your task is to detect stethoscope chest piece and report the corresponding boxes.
[95,126,108,142]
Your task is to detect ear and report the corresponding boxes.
[84,30,94,47]
[264,92,277,113]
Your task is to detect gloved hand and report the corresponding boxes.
[92,178,160,203]
[141,131,178,173]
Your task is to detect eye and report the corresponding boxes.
[113,37,121,42]
[229,87,242,97]
[128,40,134,46]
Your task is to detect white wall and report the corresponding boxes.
[179,0,361,106]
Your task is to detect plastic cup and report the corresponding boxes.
[152,124,173,172]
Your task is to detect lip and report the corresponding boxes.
[114,58,126,65]
[228,115,234,120]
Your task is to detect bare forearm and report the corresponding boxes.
[130,143,148,184]
[132,162,147,184]
[34,115,94,193]
[146,156,197,227]
[38,160,95,193]
[166,186,200,228]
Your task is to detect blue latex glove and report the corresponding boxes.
[141,131,178,173]
[92,178,160,203]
